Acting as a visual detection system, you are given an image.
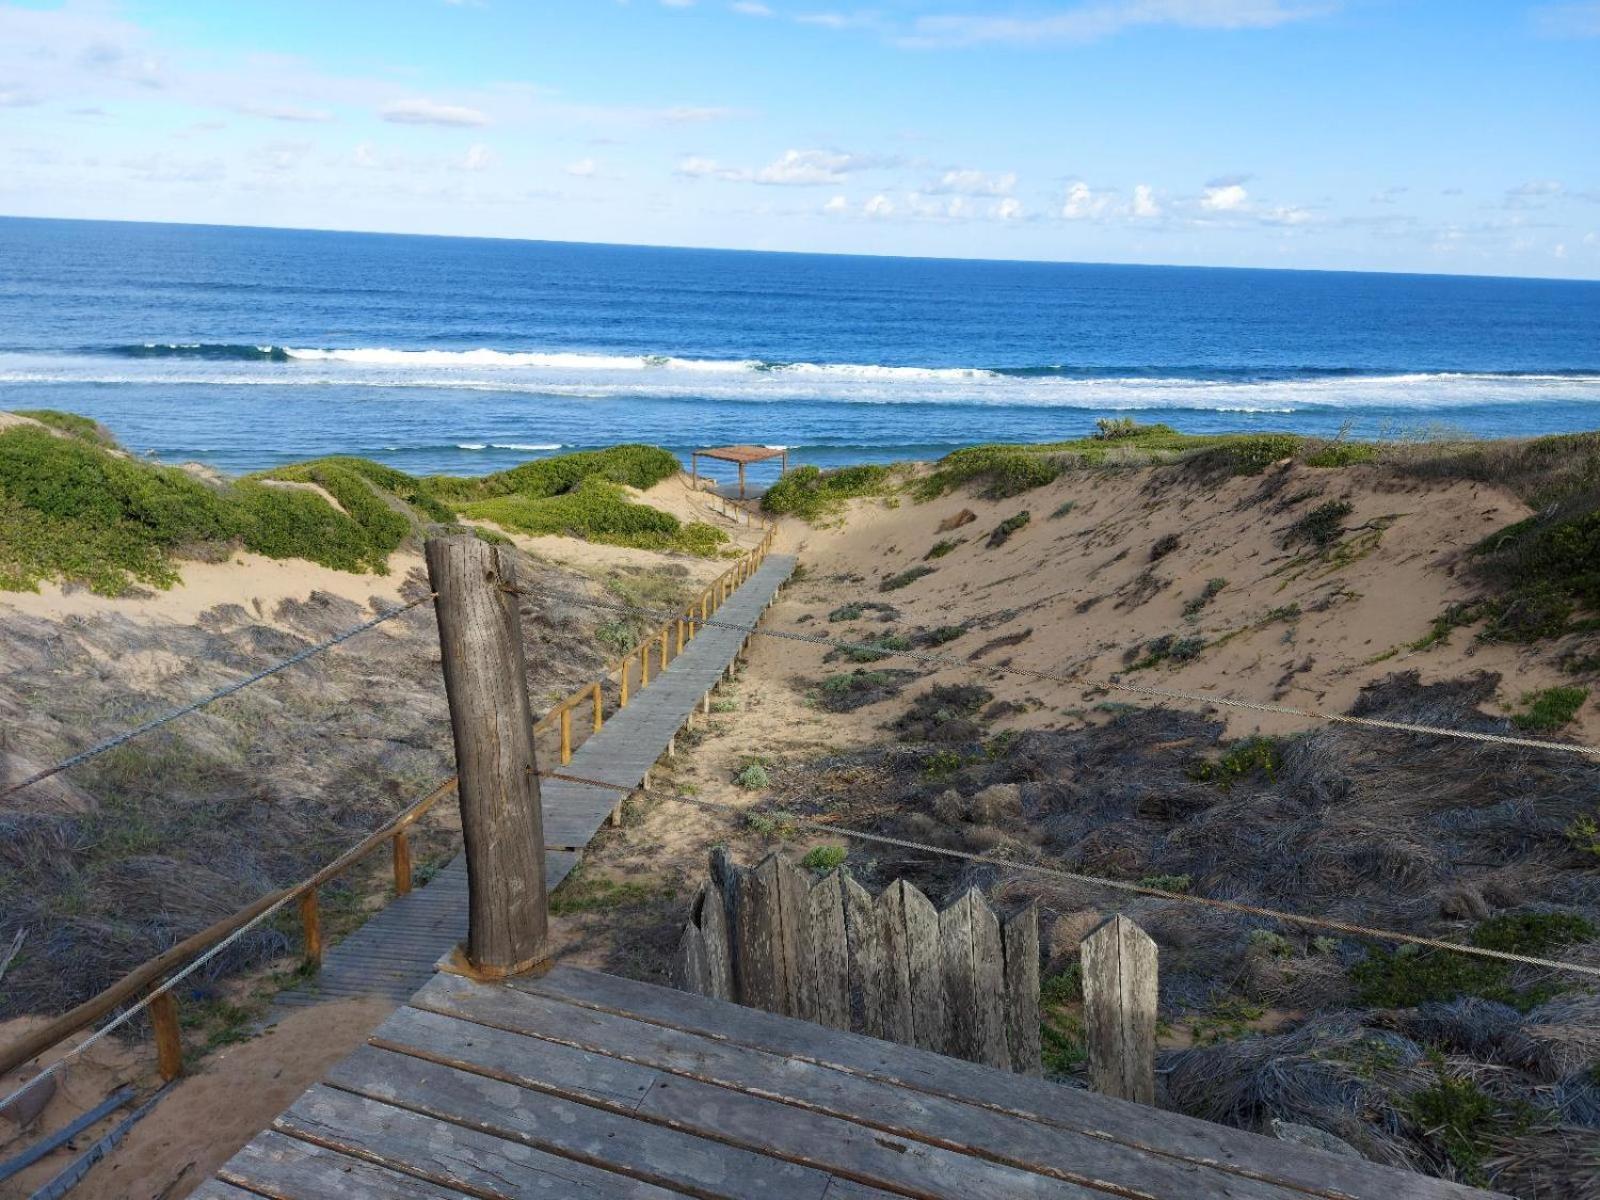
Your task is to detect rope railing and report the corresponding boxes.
[541,768,1600,983]
[0,522,779,1094]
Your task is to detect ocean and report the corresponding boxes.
[1,216,1597,484]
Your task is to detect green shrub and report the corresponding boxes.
[1304,441,1376,467]
[1285,500,1354,549]
[1093,416,1140,440]
[880,565,935,592]
[427,444,681,503]
[1510,685,1588,732]
[926,538,964,559]
[762,463,895,521]
[1137,873,1192,893]
[14,409,117,446]
[1129,633,1205,670]
[735,762,771,790]
[837,633,911,663]
[986,511,1032,548]
[1049,500,1076,519]
[1188,736,1283,789]
[461,478,728,556]
[232,481,390,574]
[800,845,847,871]
[1406,1061,1539,1184]
[925,625,966,646]
[1183,578,1227,618]
[1566,811,1600,860]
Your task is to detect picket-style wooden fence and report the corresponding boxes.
[673,850,1041,1075]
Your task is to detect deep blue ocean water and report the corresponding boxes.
[2,216,1597,484]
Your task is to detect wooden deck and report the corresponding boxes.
[272,555,795,1010]
[200,965,1502,1200]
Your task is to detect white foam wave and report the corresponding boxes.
[456,442,486,450]
[491,442,562,450]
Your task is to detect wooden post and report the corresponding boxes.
[676,619,685,655]
[691,452,698,491]
[640,642,651,687]
[298,889,322,969]
[425,535,549,977]
[560,706,572,765]
[393,830,413,896]
[1081,915,1158,1105]
[661,627,670,667]
[619,659,630,707]
[738,460,747,499]
[149,990,182,1082]
[591,682,603,732]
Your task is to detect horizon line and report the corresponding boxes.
[3,212,1596,287]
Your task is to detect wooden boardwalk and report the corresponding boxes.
[203,965,1503,1200]
[273,555,796,1010]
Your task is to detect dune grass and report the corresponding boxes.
[762,463,899,520]
[0,416,720,594]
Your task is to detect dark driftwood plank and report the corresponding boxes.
[274,1088,681,1198]
[326,1044,831,1200]
[733,854,784,1013]
[1002,906,1042,1076]
[776,855,814,1021]
[806,871,850,1031]
[841,874,881,1037]
[522,967,1498,1200]
[699,878,734,1001]
[414,973,1313,1200]
[1081,915,1158,1105]
[638,1072,1101,1199]
[219,1128,474,1199]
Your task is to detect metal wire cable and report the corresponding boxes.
[515,583,1600,760]
[0,593,437,803]
[543,768,1600,981]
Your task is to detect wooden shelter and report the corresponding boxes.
[691,444,789,499]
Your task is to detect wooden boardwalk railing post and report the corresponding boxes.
[425,535,549,977]
[148,990,183,1082]
[560,706,573,765]
[393,830,413,896]
[1080,914,1158,1105]
[591,682,603,733]
[298,889,322,969]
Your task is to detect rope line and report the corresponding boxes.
[0,776,447,1115]
[515,584,1600,760]
[542,768,1600,981]
[0,593,437,803]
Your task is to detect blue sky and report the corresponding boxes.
[1,0,1597,277]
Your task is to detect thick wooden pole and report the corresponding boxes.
[591,682,603,733]
[426,535,549,976]
[393,830,413,896]
[1080,914,1157,1104]
[298,890,322,969]
[560,706,573,765]
[149,991,183,1081]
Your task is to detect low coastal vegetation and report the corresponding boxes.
[0,413,725,594]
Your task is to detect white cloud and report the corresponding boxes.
[928,167,1016,196]
[1200,182,1249,211]
[823,194,849,213]
[1262,204,1311,225]
[731,0,774,12]
[565,157,598,177]
[797,12,879,30]
[675,155,740,180]
[381,97,490,127]
[681,148,882,185]
[0,88,39,107]
[352,142,381,169]
[238,103,334,123]
[1131,183,1161,217]
[992,197,1023,221]
[864,193,895,217]
[1554,242,1568,258]
[461,144,494,171]
[658,105,741,123]
[901,0,1333,48]
[1531,2,1600,37]
[256,140,312,172]
[1061,181,1114,219]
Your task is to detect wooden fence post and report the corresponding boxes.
[1080,914,1158,1105]
[425,535,549,977]
[149,991,183,1081]
[393,830,413,896]
[619,659,630,708]
[591,682,603,732]
[559,706,572,765]
[298,889,321,969]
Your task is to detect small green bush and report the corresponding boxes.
[1285,500,1354,549]
[427,444,681,503]
[1049,500,1076,519]
[1129,633,1205,670]
[925,538,964,559]
[800,845,847,871]
[1137,873,1192,893]
[1510,685,1588,732]
[461,478,728,556]
[1188,736,1284,789]
[735,763,771,790]
[880,565,935,592]
[837,633,911,663]
[1406,1061,1538,1185]
[925,625,965,646]
[762,463,895,521]
[14,409,117,446]
[1183,578,1227,618]
[986,511,1032,548]
[1093,416,1140,440]
[1304,441,1376,468]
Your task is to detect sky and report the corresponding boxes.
[0,0,1597,278]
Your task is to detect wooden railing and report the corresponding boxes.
[0,517,778,1085]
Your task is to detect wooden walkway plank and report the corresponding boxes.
[323,1045,833,1200]
[269,554,792,1015]
[218,1129,475,1199]
[409,973,1314,1200]
[517,967,1499,1200]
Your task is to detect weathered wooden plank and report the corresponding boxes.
[187,1183,259,1199]
[700,871,735,1002]
[218,1129,474,1199]
[373,1004,658,1107]
[672,891,713,996]
[326,1044,829,1199]
[637,1071,1102,1200]
[1081,915,1158,1106]
[877,880,945,1053]
[840,874,881,1038]
[414,973,1317,1200]
[1002,905,1042,1076]
[872,880,915,1045]
[805,871,850,1030]
[939,888,1010,1070]
[776,854,814,1021]
[733,854,785,1013]
[273,1091,681,1199]
[523,967,1496,1200]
